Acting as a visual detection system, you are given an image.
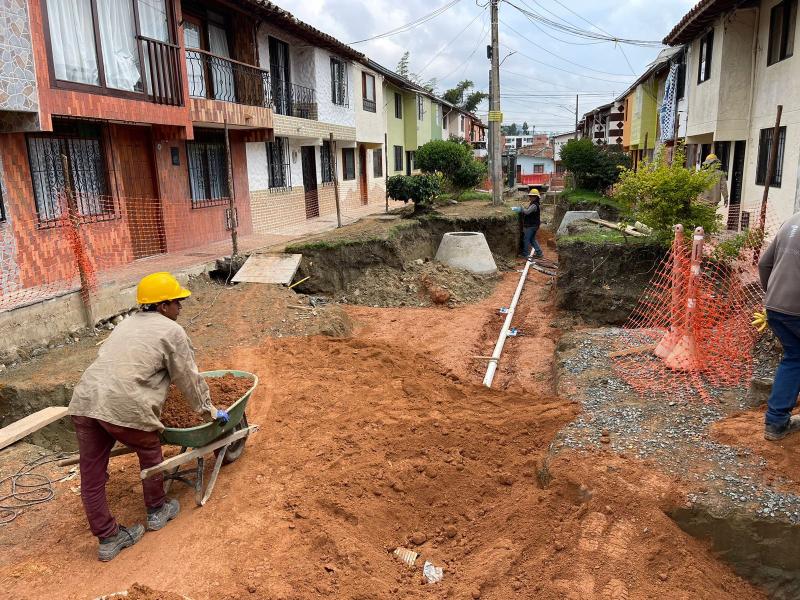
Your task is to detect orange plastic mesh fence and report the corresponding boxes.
[0,193,237,313]
[614,212,784,401]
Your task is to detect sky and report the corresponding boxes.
[275,0,697,134]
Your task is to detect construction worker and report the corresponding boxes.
[699,153,729,207]
[68,272,229,561]
[758,214,800,441]
[520,188,544,258]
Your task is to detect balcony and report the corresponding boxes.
[138,36,184,106]
[185,50,317,121]
[362,98,376,113]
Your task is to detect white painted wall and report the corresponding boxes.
[314,48,355,127]
[686,21,723,139]
[354,63,385,144]
[256,24,315,93]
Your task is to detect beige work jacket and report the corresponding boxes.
[68,312,217,431]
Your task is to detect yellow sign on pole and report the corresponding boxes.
[488,111,503,122]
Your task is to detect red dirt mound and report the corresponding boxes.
[160,373,252,429]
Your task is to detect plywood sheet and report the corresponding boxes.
[231,254,302,285]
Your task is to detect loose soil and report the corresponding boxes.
[160,374,252,429]
[119,583,187,600]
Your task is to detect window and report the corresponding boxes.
[756,126,787,187]
[769,0,797,65]
[394,92,403,119]
[394,145,403,171]
[533,164,544,174]
[27,120,115,224]
[320,141,334,184]
[266,137,291,189]
[417,95,424,120]
[697,29,714,83]
[43,0,171,95]
[675,50,687,100]
[342,148,356,180]
[331,58,348,106]
[0,181,4,222]
[186,129,229,206]
[459,115,465,132]
[362,72,376,113]
[373,148,383,178]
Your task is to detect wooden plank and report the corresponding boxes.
[231,254,302,285]
[57,445,138,467]
[588,218,646,237]
[0,407,69,451]
[140,425,258,480]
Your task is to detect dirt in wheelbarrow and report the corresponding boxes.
[160,373,252,429]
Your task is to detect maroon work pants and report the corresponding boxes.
[72,416,165,539]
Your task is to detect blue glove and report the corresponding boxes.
[511,206,522,213]
[215,409,230,424]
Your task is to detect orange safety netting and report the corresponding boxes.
[613,213,783,401]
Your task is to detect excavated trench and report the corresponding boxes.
[0,383,76,451]
[670,507,800,599]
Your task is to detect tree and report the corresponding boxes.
[415,139,486,197]
[522,122,530,135]
[442,80,488,113]
[559,139,630,192]
[506,122,519,136]
[387,174,441,213]
[614,144,720,239]
[396,51,410,79]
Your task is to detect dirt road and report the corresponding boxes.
[0,260,762,599]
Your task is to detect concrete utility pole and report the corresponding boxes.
[574,94,579,139]
[490,0,502,205]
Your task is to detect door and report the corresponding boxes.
[269,37,291,114]
[116,126,165,259]
[359,145,368,205]
[405,151,414,175]
[301,146,319,219]
[727,140,746,231]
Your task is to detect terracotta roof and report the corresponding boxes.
[663,0,740,45]
[517,145,554,160]
[234,0,365,61]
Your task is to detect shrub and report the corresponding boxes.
[451,159,487,192]
[387,174,441,213]
[559,139,630,192]
[415,139,473,181]
[613,144,720,240]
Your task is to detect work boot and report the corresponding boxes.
[146,498,180,531]
[764,415,800,441]
[98,524,145,562]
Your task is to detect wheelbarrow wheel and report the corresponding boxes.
[219,413,249,465]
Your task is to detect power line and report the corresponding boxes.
[349,0,462,44]
[437,12,491,82]
[500,18,631,76]
[418,7,487,76]
[502,43,634,84]
[502,0,663,47]
[515,0,610,46]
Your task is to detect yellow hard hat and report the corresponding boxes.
[136,272,191,305]
[528,188,541,196]
[705,153,718,161]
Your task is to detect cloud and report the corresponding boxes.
[275,0,695,132]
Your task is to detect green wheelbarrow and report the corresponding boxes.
[139,370,259,507]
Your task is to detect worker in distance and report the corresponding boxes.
[512,187,544,259]
[68,272,229,561]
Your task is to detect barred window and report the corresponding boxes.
[373,148,383,178]
[394,145,403,171]
[187,129,229,207]
[27,119,114,224]
[417,95,424,120]
[0,180,6,222]
[320,141,334,183]
[330,58,348,107]
[342,148,355,180]
[267,137,291,189]
[756,126,787,187]
[394,92,402,119]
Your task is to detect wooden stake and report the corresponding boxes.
[61,154,94,329]
[224,119,239,257]
[759,105,783,230]
[330,132,342,228]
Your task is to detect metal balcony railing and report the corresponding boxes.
[271,78,317,120]
[362,98,376,113]
[185,49,270,109]
[139,36,183,106]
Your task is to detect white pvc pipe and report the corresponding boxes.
[483,249,535,387]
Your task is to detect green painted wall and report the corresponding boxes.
[629,80,658,149]
[386,84,406,175]
[403,93,418,154]
[417,95,432,147]
[430,101,442,141]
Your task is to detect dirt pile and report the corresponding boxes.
[336,260,498,307]
[161,373,252,429]
[120,583,187,600]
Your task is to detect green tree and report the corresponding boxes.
[396,51,411,79]
[506,122,519,136]
[387,174,442,213]
[443,80,488,112]
[613,144,720,239]
[560,139,630,192]
[415,139,486,197]
[522,121,530,135]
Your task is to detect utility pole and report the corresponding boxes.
[489,0,502,205]
[574,94,579,139]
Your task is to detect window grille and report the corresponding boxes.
[330,58,348,107]
[267,137,291,189]
[394,93,402,119]
[756,126,786,187]
[187,129,229,207]
[373,148,383,178]
[320,141,335,184]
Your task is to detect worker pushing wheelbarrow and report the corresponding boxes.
[65,273,258,562]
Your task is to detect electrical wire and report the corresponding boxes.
[437,12,491,82]
[501,43,634,84]
[417,7,487,76]
[349,0,462,44]
[0,452,76,524]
